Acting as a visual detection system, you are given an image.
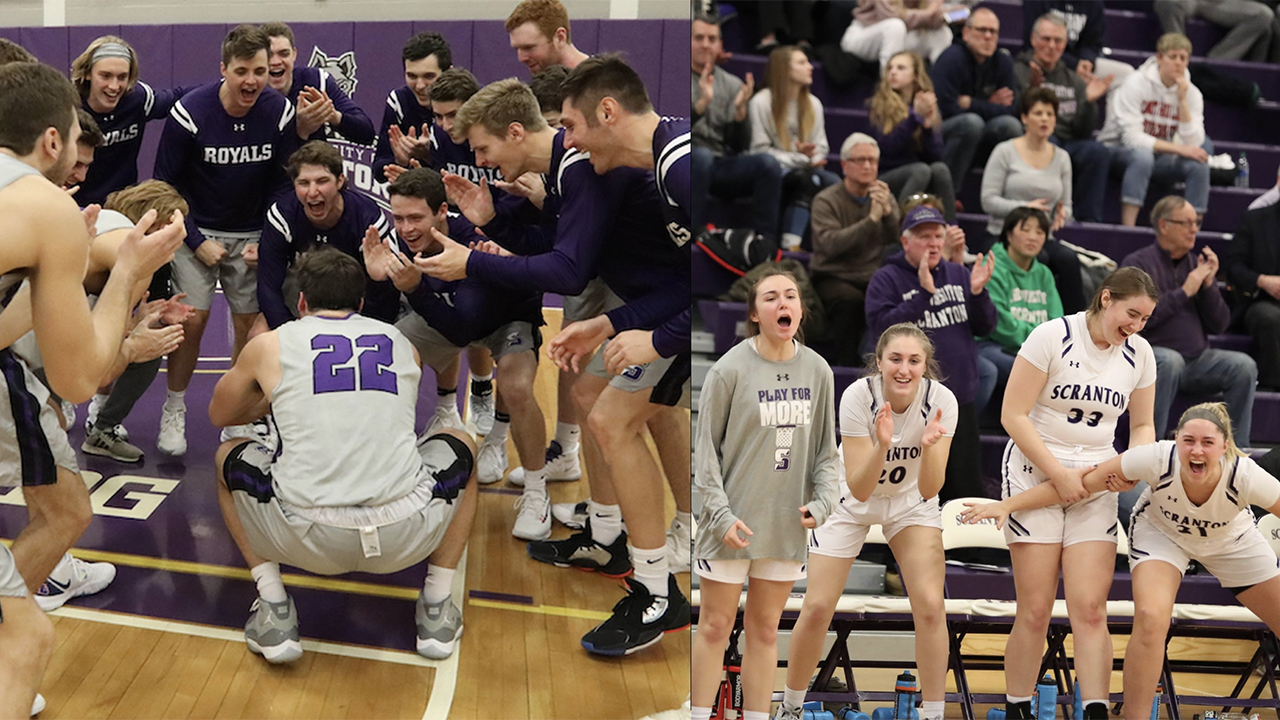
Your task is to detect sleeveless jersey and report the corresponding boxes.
[271,313,425,508]
[1125,440,1280,554]
[839,375,959,499]
[0,155,41,310]
[1018,312,1156,461]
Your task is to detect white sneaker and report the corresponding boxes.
[469,390,495,436]
[31,693,45,716]
[508,441,581,486]
[476,434,509,484]
[157,404,186,456]
[424,403,467,439]
[512,490,551,540]
[551,500,589,530]
[59,400,76,429]
[33,553,116,612]
[664,516,692,574]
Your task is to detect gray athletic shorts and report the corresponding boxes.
[562,277,624,324]
[587,343,691,408]
[0,544,28,606]
[395,313,539,375]
[171,229,260,313]
[222,433,474,576]
[0,348,79,488]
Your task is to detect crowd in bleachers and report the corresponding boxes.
[693,0,1280,488]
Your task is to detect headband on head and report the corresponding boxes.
[1178,407,1230,440]
[91,43,133,66]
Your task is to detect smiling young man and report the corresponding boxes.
[373,32,452,183]
[505,0,589,74]
[70,35,192,206]
[258,141,396,330]
[260,22,375,145]
[153,24,298,456]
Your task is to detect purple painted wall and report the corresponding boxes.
[0,19,691,186]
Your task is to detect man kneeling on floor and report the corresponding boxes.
[209,246,478,663]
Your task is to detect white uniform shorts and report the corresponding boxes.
[171,230,260,313]
[1002,441,1119,548]
[0,348,79,488]
[809,493,942,559]
[0,543,27,602]
[1129,510,1280,589]
[694,557,806,584]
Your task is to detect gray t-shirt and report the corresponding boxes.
[694,338,841,562]
[980,139,1074,236]
[692,66,746,158]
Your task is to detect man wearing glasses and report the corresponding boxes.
[1119,195,1256,448]
[929,7,1022,196]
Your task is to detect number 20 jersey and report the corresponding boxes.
[272,313,425,508]
[839,376,958,500]
[1019,312,1156,462]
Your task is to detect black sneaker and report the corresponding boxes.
[580,575,690,656]
[527,528,632,578]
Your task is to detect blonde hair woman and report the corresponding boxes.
[869,50,955,220]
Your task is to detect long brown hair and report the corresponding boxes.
[1086,267,1160,319]
[863,323,942,381]
[868,51,932,148]
[746,271,804,342]
[765,46,812,152]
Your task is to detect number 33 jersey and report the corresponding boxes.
[1019,312,1156,462]
[839,376,958,500]
[272,313,425,508]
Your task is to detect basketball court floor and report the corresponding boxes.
[0,296,691,719]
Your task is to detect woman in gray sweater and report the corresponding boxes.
[691,271,841,720]
[979,87,1085,313]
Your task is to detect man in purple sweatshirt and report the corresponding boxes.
[1119,195,1256,444]
[865,205,998,499]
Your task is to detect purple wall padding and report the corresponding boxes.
[10,19,689,186]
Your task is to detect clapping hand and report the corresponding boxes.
[970,251,995,294]
[921,408,946,447]
[441,172,496,226]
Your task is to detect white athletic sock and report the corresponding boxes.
[436,389,458,414]
[1007,694,1033,704]
[782,686,807,710]
[690,707,713,720]
[589,500,623,546]
[91,392,109,409]
[554,422,580,449]
[251,562,287,603]
[630,545,667,597]
[164,389,186,412]
[675,510,692,529]
[469,370,493,384]
[521,467,547,494]
[742,711,768,720]
[921,700,945,720]
[488,417,510,442]
[422,565,456,605]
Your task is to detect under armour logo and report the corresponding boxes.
[316,235,328,245]
[1068,361,1080,368]
[777,374,789,381]
[233,123,246,132]
[1023,464,1034,474]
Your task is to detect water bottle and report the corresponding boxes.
[1073,688,1082,720]
[895,671,918,719]
[803,701,835,720]
[1034,673,1058,720]
[1150,681,1162,720]
[986,710,1007,720]
[837,708,871,720]
[1237,152,1250,188]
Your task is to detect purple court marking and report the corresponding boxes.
[468,590,535,605]
[478,487,523,496]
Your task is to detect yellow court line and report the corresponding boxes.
[468,597,611,621]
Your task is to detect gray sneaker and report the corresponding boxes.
[82,426,144,463]
[245,596,303,664]
[415,591,463,660]
[772,705,804,720]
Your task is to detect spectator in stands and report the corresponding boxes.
[865,205,997,500]
[1226,191,1280,391]
[840,0,955,72]
[901,192,967,263]
[1014,13,1113,224]
[980,87,1086,314]
[929,7,1023,196]
[1120,196,1256,447]
[1099,33,1211,227]
[975,207,1064,422]
[693,14,783,242]
[750,45,840,250]
[1154,0,1273,62]
[1020,1,1134,99]
[869,51,956,221]
[809,133,902,366]
[754,1,818,52]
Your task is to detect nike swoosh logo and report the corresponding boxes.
[645,559,661,564]
[41,577,70,594]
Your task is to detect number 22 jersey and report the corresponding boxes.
[1019,312,1156,462]
[271,313,425,508]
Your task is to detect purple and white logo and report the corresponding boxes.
[309,46,359,97]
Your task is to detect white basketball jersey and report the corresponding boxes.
[0,155,41,313]
[839,376,959,499]
[1019,312,1156,461]
[271,313,427,508]
[1125,441,1280,553]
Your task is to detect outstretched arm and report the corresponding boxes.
[961,455,1125,528]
